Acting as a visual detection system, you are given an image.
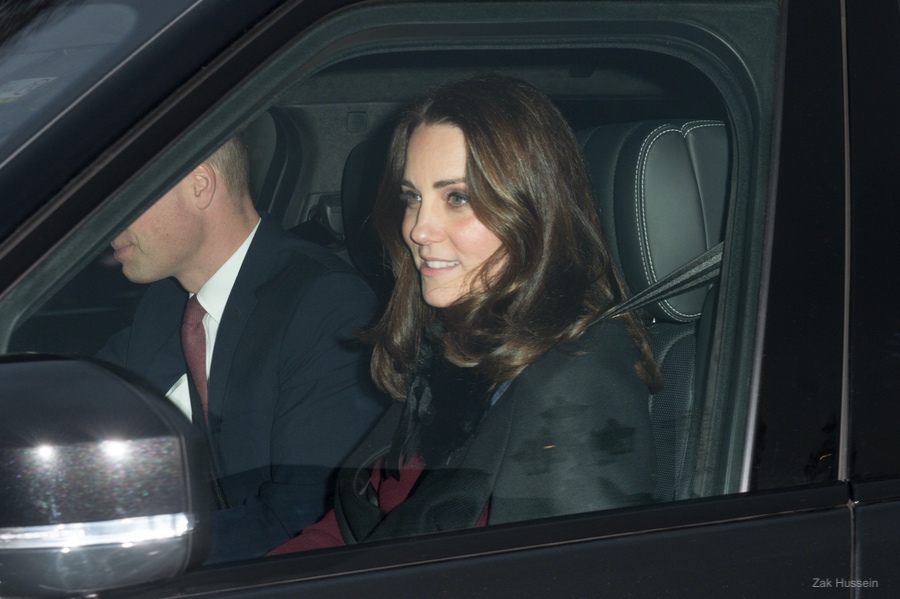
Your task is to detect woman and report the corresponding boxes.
[270,73,658,554]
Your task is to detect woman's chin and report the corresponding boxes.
[421,287,462,308]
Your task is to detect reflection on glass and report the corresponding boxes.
[0,4,138,160]
[0,513,193,549]
[36,444,55,460]
[101,439,129,460]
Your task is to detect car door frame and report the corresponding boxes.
[0,0,859,596]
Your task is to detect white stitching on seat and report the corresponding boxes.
[634,124,673,295]
[637,120,724,321]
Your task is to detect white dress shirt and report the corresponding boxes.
[166,218,261,418]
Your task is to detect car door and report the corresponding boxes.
[152,2,851,597]
[0,0,875,597]
[846,0,900,593]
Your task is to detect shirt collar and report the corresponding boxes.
[194,217,261,324]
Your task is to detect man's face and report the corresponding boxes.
[111,177,204,287]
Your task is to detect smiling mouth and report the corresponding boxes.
[423,260,460,269]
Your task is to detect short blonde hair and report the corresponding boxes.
[206,136,249,197]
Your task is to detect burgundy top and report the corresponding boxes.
[268,453,488,555]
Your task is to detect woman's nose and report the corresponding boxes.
[409,200,443,245]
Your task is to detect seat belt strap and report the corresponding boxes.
[601,242,723,320]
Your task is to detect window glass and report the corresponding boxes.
[0,4,136,155]
[0,1,783,571]
[7,247,143,356]
[0,0,202,243]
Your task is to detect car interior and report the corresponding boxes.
[15,2,900,595]
[5,33,741,549]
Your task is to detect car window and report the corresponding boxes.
[0,0,210,242]
[5,109,287,358]
[0,3,137,156]
[0,0,790,582]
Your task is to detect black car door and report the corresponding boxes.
[0,0,876,597]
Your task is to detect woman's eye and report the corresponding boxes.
[400,190,420,206]
[447,192,469,207]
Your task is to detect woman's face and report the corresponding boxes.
[401,124,503,308]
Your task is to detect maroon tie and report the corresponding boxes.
[182,295,209,419]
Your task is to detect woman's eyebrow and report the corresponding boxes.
[433,177,466,189]
[401,177,466,189]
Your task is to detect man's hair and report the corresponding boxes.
[206,135,250,198]
[366,73,658,400]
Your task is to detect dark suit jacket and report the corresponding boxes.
[331,318,655,543]
[97,214,385,560]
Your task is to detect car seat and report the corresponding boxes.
[578,120,730,502]
[340,133,395,302]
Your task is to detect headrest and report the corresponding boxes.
[341,134,394,300]
[579,120,729,323]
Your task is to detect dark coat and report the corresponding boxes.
[332,318,655,543]
[97,214,385,560]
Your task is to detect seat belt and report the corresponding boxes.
[601,242,723,320]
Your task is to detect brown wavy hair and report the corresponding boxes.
[367,73,657,400]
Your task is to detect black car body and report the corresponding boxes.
[0,0,898,596]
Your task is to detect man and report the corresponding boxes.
[97,136,384,561]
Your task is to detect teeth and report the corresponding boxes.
[425,260,460,269]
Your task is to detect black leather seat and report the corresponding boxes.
[285,132,394,301]
[578,120,730,502]
[340,134,395,302]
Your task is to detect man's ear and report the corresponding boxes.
[190,162,217,209]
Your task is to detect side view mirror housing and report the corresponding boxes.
[0,356,210,598]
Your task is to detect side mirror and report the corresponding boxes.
[0,356,209,598]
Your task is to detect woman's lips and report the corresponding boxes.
[419,258,460,275]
